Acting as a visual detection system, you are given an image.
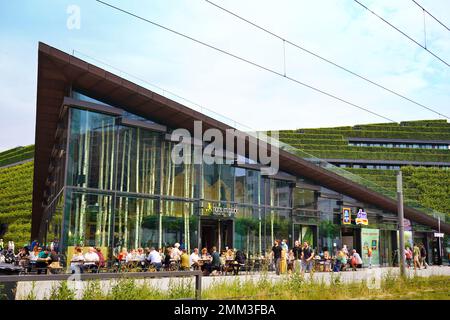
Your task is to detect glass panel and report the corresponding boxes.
[67,108,116,190]
[234,167,245,203]
[270,179,290,207]
[160,200,197,253]
[114,196,158,253]
[293,188,316,209]
[264,208,290,252]
[234,206,261,258]
[45,193,65,250]
[116,126,161,194]
[65,191,113,249]
[161,142,195,198]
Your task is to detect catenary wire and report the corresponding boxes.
[353,0,450,68]
[96,0,396,123]
[203,0,449,120]
[411,0,450,32]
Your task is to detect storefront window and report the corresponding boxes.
[160,200,197,253]
[202,163,234,201]
[270,180,291,208]
[116,126,161,194]
[293,188,316,209]
[114,196,158,253]
[64,191,113,250]
[67,108,116,190]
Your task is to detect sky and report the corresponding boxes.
[0,0,449,152]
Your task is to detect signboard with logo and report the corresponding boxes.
[342,207,351,225]
[355,208,368,226]
[203,202,237,217]
[361,228,379,266]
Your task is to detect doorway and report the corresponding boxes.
[200,218,233,252]
[341,227,361,253]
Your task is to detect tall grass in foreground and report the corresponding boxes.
[33,274,450,300]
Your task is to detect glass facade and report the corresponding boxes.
[39,92,432,266]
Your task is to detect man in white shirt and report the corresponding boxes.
[84,247,99,272]
[351,249,363,271]
[171,243,181,261]
[148,247,162,271]
[190,248,200,270]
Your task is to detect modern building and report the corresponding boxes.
[32,43,450,266]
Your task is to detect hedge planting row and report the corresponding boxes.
[297,129,450,140]
[0,145,34,158]
[300,149,450,162]
[287,143,450,155]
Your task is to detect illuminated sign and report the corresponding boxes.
[342,207,351,225]
[204,203,237,217]
[355,208,368,225]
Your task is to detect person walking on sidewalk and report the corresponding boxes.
[271,240,282,275]
[413,243,421,270]
[419,243,428,269]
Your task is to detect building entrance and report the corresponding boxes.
[200,218,233,252]
[341,227,361,253]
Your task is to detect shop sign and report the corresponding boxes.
[355,209,368,225]
[204,203,237,217]
[342,207,351,225]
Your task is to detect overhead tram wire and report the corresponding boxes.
[411,0,450,32]
[353,0,450,68]
[204,0,450,120]
[96,0,396,123]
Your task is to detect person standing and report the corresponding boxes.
[413,243,421,270]
[301,241,314,273]
[292,240,302,273]
[0,239,4,251]
[367,246,373,269]
[271,240,282,275]
[419,243,428,269]
[211,246,221,275]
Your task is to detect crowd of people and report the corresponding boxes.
[0,236,441,276]
[271,240,366,275]
[404,243,429,270]
[112,243,248,276]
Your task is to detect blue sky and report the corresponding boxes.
[0,0,449,151]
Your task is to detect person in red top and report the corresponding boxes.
[95,247,105,268]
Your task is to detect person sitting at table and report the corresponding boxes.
[210,246,221,275]
[117,248,128,263]
[323,250,332,272]
[234,250,246,275]
[190,248,200,270]
[147,247,162,271]
[225,249,234,261]
[126,249,138,263]
[136,248,145,261]
[84,247,99,272]
[164,247,173,270]
[36,247,51,274]
[200,247,212,275]
[171,243,182,261]
[180,249,190,271]
[17,246,30,269]
[70,246,84,274]
[95,247,105,268]
[350,249,363,271]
